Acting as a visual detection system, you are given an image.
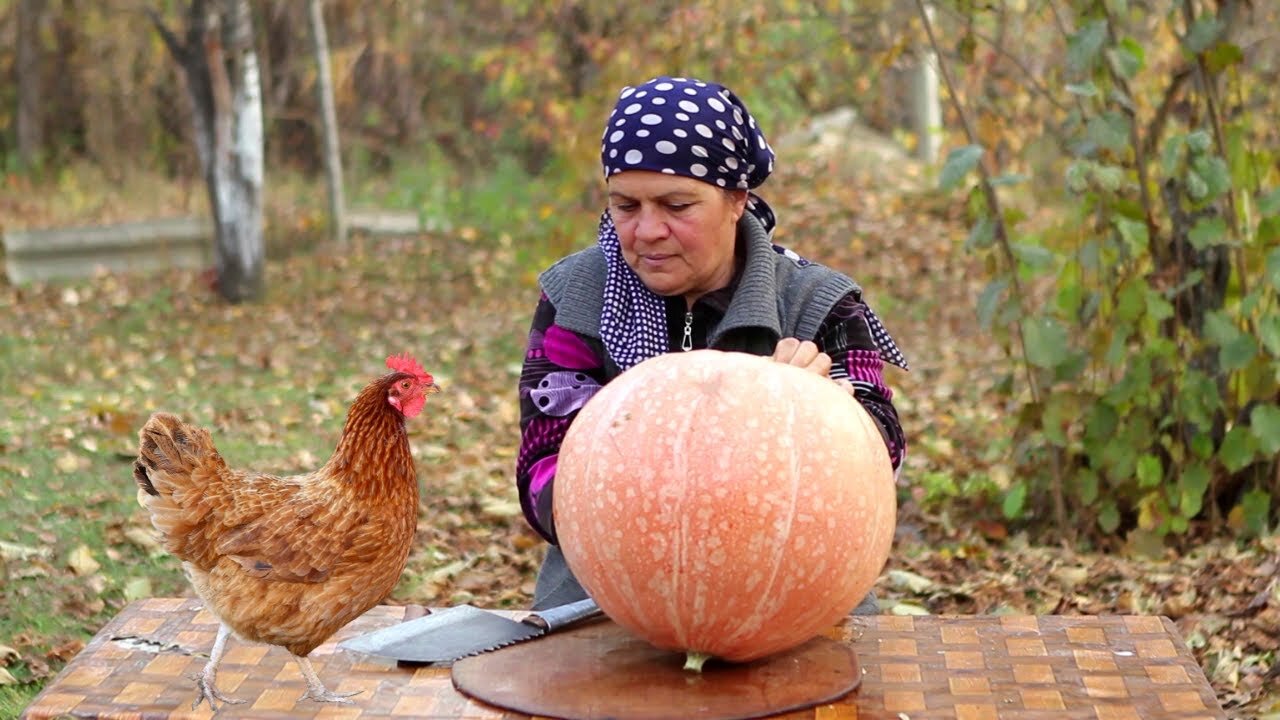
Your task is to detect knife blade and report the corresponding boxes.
[339,597,603,664]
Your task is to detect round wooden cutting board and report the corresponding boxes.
[451,620,861,720]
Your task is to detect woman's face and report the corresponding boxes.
[607,171,748,305]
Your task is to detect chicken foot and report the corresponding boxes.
[295,655,361,704]
[191,623,245,710]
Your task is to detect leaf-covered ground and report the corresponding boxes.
[0,155,1276,718]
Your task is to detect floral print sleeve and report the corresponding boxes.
[517,294,609,543]
[815,291,907,470]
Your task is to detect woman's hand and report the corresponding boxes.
[771,338,831,375]
[771,338,855,395]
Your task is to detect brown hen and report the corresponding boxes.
[132,353,438,708]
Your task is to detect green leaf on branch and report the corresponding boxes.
[1098,501,1121,533]
[1184,15,1224,54]
[1011,242,1055,271]
[1136,453,1163,488]
[1192,155,1231,199]
[1260,314,1280,356]
[1107,38,1144,79]
[1114,216,1148,255]
[1260,216,1280,245]
[966,215,995,251]
[1250,404,1280,456]
[1259,188,1280,217]
[1178,463,1210,518]
[1116,280,1145,323]
[1068,19,1108,74]
[1087,111,1131,153]
[1066,82,1099,97]
[1074,468,1099,505]
[1094,164,1126,192]
[1219,425,1257,473]
[1186,171,1209,201]
[1188,216,1228,250]
[939,145,984,192]
[1187,130,1213,154]
[1266,247,1280,291]
[1205,42,1243,72]
[1002,481,1027,520]
[976,278,1008,330]
[1144,288,1173,323]
[1022,315,1069,369]
[1203,310,1240,346]
[1240,488,1272,536]
[1161,134,1186,176]
[1218,333,1257,372]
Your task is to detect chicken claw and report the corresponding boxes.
[191,672,246,711]
[299,687,362,704]
[190,623,244,710]
[295,655,360,704]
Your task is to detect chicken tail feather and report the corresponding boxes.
[134,412,228,565]
[135,412,211,491]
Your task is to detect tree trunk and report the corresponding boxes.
[16,0,44,169]
[912,2,942,164]
[308,0,347,245]
[151,0,265,303]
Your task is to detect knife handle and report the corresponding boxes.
[521,598,603,631]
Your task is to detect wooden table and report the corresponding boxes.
[22,597,1226,719]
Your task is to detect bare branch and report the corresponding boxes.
[932,2,1071,113]
[1142,65,1193,160]
[145,6,187,64]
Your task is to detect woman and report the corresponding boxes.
[516,76,907,614]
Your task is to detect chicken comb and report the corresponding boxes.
[386,353,432,383]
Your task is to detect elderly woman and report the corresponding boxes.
[516,76,907,614]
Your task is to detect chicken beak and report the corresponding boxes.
[426,382,442,394]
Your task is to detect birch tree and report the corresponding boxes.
[150,0,265,303]
[309,0,347,245]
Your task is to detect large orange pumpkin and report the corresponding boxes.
[554,349,896,670]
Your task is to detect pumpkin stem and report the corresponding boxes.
[683,651,713,672]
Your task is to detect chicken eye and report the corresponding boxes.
[401,381,410,389]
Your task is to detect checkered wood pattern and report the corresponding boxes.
[22,598,1224,719]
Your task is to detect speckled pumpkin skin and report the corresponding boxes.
[555,349,896,662]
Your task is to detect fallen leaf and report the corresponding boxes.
[481,497,522,519]
[123,527,166,557]
[1053,566,1090,589]
[0,644,18,664]
[124,577,152,601]
[67,545,101,576]
[45,640,84,663]
[887,569,935,594]
[890,602,932,616]
[0,667,16,686]
[0,541,49,562]
[54,451,89,474]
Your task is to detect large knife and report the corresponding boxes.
[339,598,603,664]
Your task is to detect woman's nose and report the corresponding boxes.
[634,207,668,242]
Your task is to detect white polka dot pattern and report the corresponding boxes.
[599,76,777,233]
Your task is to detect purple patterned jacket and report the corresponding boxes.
[516,276,907,544]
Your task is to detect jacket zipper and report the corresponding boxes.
[681,310,693,351]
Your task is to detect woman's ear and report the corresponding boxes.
[727,189,749,222]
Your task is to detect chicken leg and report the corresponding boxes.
[294,655,360,703]
[192,623,245,710]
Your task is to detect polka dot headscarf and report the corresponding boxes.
[597,76,778,371]
[595,76,908,373]
[600,76,778,233]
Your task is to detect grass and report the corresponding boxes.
[0,163,568,713]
